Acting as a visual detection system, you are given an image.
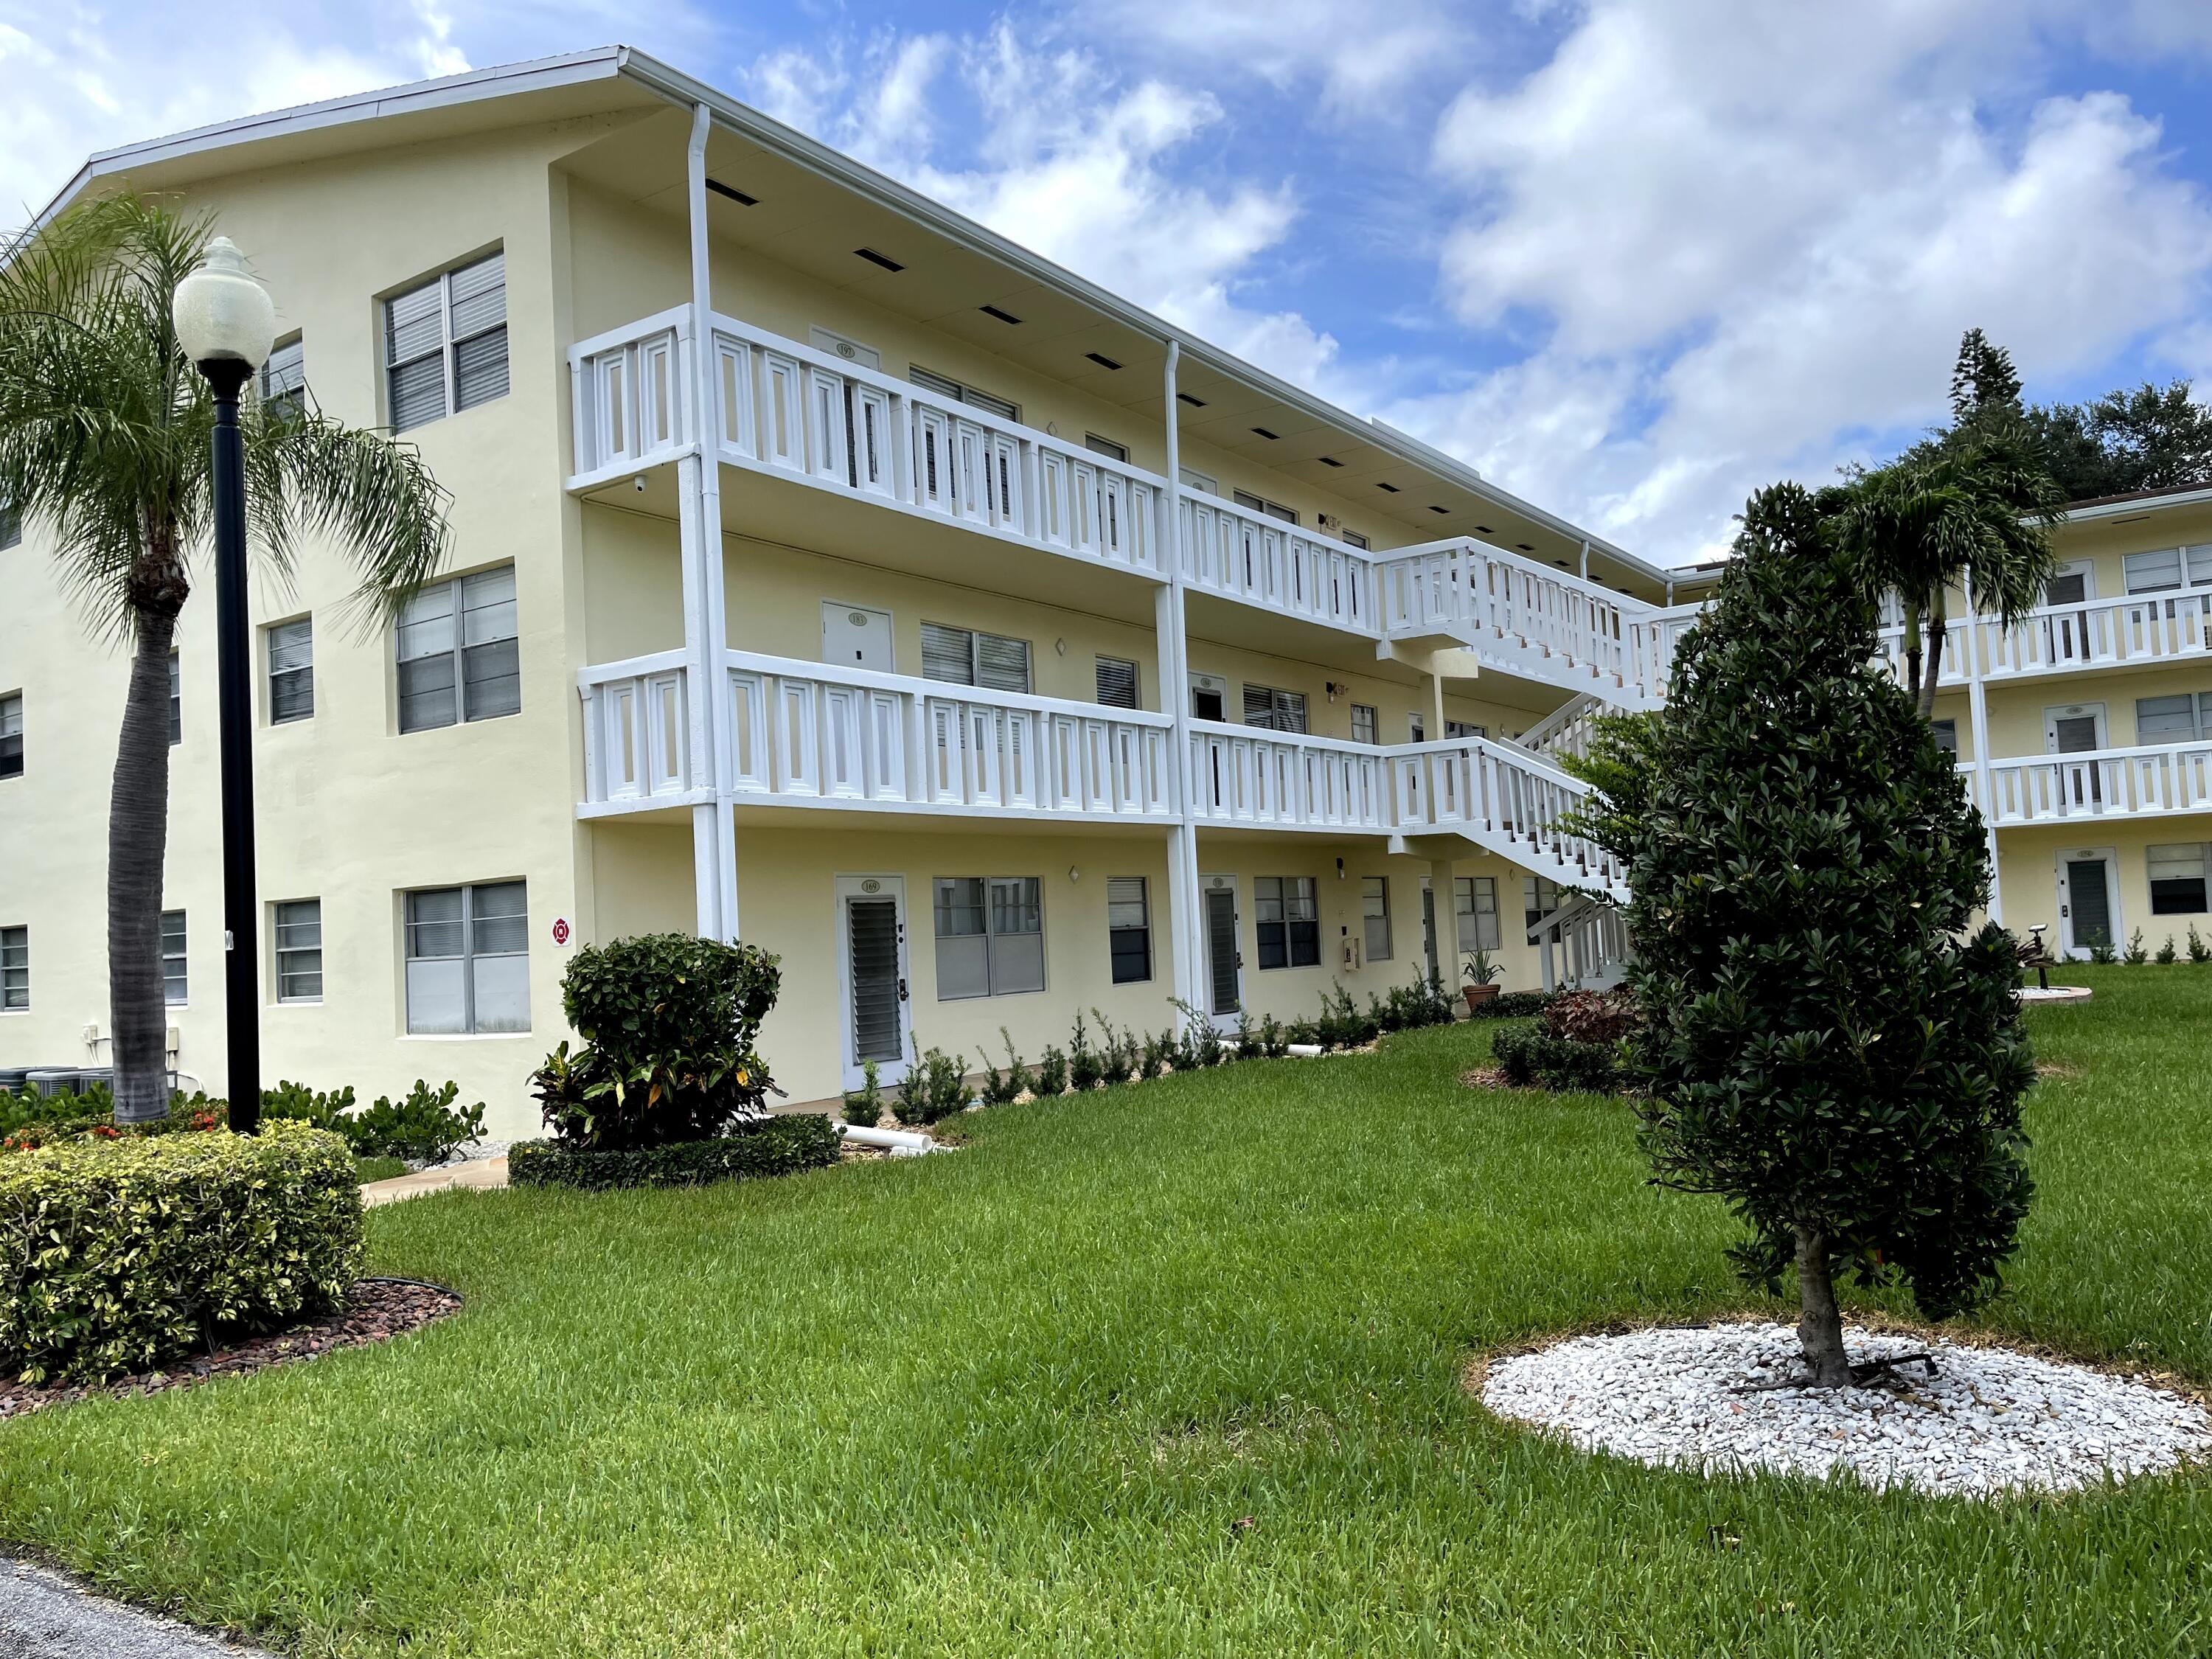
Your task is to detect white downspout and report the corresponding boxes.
[687,102,739,941]
[1159,341,1204,1026]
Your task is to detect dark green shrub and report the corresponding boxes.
[2125,928,2149,966]
[2157,935,2179,965]
[261,1079,357,1133]
[509,1115,840,1192]
[1032,1044,1068,1097]
[1465,989,1559,1021]
[1492,1025,1623,1093]
[980,1032,1027,1106]
[349,1082,484,1164]
[1256,1014,1288,1059]
[842,1060,883,1127]
[898,1040,974,1125]
[1321,983,1379,1047]
[1576,482,2033,1385]
[1169,1003,1227,1067]
[1067,1013,1102,1091]
[1139,1029,1172,1079]
[2191,926,2211,964]
[530,933,782,1150]
[2089,939,2118,964]
[0,1121,362,1384]
[1093,1012,1135,1085]
[1284,1018,1320,1050]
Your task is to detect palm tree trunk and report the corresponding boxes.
[1900,600,1923,711]
[1795,1224,1853,1387]
[109,575,183,1125]
[1919,596,1947,721]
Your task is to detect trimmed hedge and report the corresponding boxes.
[1464,990,1562,1021]
[508,1113,841,1193]
[1492,1025,1624,1093]
[0,1121,364,1385]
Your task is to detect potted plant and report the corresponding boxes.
[1462,949,1503,1012]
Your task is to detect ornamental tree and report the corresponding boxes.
[1583,484,2034,1386]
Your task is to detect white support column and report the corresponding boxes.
[1427,857,1455,989]
[1160,340,1203,1023]
[1579,539,1590,582]
[1962,573,2003,925]
[686,102,738,942]
[1429,660,1447,740]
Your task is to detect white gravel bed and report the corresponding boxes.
[1481,1321,2212,1498]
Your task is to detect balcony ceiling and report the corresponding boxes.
[559,111,1678,603]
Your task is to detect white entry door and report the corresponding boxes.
[823,602,894,674]
[1200,874,1242,1029]
[836,875,911,1091]
[2042,561,2097,662]
[2056,849,2121,959]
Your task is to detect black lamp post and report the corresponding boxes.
[171,238,276,1133]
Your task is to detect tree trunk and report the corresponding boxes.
[109,538,187,1125]
[1919,599,1947,721]
[1900,599,1923,712]
[1794,1224,1853,1387]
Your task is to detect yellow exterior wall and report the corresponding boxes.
[1994,821,2212,956]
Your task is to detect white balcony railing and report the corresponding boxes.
[1972,742,2212,827]
[1390,737,1628,898]
[1187,723,1393,833]
[570,309,1169,582]
[723,651,1176,822]
[578,650,698,807]
[1180,494,1374,633]
[1972,593,2212,681]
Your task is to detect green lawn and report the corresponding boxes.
[4,966,2210,1657]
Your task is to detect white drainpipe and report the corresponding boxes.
[837,1122,939,1155]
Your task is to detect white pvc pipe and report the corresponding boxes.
[837,1122,936,1153]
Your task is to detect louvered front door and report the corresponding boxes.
[838,876,910,1091]
[1202,878,1241,1021]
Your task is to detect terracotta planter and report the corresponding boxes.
[1464,984,1500,1012]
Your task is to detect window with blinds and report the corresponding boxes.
[2124,546,2212,594]
[2149,844,2210,915]
[1455,876,1500,952]
[397,566,520,732]
[268,618,313,724]
[1085,434,1130,462]
[920,622,1031,693]
[1242,684,1307,732]
[404,881,529,1033]
[385,249,507,433]
[1254,876,1319,969]
[1361,875,1391,961]
[1107,877,1151,984]
[1350,703,1377,745]
[161,910,187,1006]
[259,336,306,418]
[0,693,20,779]
[275,900,323,1003]
[910,366,1018,422]
[0,926,24,1011]
[1096,656,1138,709]
[2138,692,2212,745]
[1234,489,1299,524]
[169,651,181,745]
[933,875,1045,998]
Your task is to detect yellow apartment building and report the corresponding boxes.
[6,48,2191,1135]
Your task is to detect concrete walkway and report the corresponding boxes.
[360,1155,508,1208]
[0,1559,276,1658]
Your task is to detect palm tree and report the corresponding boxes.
[0,194,450,1123]
[1825,426,2065,720]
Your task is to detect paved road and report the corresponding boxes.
[0,1560,278,1658]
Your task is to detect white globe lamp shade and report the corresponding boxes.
[170,237,276,370]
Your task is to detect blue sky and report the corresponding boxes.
[7,1,2212,567]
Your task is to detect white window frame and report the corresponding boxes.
[403,881,530,1034]
[161,909,187,1006]
[1234,488,1299,525]
[2148,842,2211,917]
[0,692,20,779]
[384,248,508,433]
[169,650,181,745]
[920,622,1031,694]
[0,925,25,1011]
[910,365,1018,422]
[1096,655,1139,709]
[1107,876,1152,984]
[1350,703,1378,745]
[1242,684,1308,733]
[1085,433,1130,463]
[1455,875,1501,953]
[932,875,1046,1000]
[397,566,521,734]
[268,616,314,725]
[2135,692,2212,746]
[1253,875,1320,970]
[274,900,324,1004]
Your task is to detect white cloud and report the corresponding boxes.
[1411,0,2212,560]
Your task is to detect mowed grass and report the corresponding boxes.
[4,967,2211,1657]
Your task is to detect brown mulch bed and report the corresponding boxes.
[0,1277,462,1420]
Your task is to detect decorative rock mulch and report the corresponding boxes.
[1479,1321,2212,1498]
[0,1278,461,1420]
